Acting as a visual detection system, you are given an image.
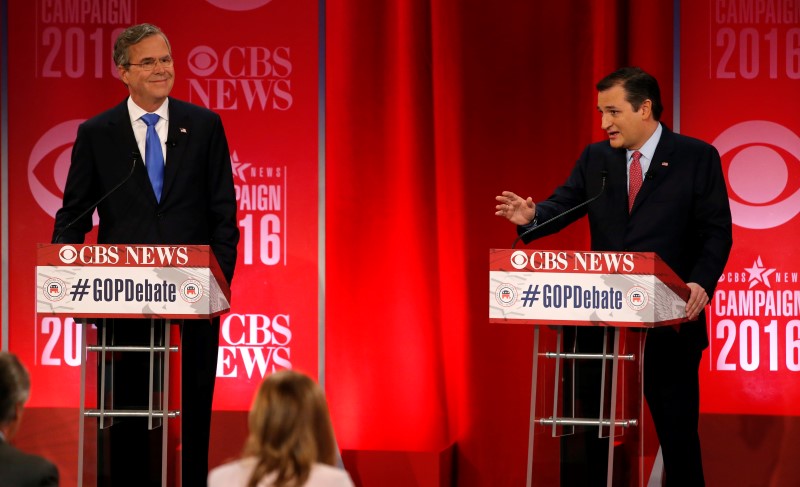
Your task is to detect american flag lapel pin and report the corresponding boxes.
[661,161,669,167]
[180,127,187,133]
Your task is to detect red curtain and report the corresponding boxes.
[326,0,673,484]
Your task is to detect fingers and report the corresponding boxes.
[685,282,709,321]
[495,192,520,216]
[496,191,520,204]
[494,201,515,216]
[495,192,535,225]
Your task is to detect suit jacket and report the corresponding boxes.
[0,439,59,487]
[52,97,239,282]
[521,125,733,348]
[208,458,355,487]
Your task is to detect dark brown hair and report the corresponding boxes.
[597,67,663,121]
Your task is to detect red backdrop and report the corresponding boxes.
[325,0,673,484]
[9,0,320,411]
[4,0,800,486]
[326,0,798,486]
[5,0,320,484]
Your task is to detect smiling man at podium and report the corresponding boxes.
[52,23,239,487]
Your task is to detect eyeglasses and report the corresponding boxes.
[125,56,174,71]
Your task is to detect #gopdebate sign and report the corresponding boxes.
[36,244,230,319]
[489,249,689,327]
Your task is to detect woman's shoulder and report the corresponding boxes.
[306,463,355,486]
[208,457,259,486]
[209,459,354,487]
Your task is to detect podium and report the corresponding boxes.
[489,249,690,487]
[35,244,231,487]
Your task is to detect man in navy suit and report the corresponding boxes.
[52,23,239,487]
[496,67,732,486]
[0,352,59,487]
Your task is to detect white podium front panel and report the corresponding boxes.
[489,249,689,327]
[36,244,230,319]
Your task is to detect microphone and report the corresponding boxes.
[166,139,177,148]
[53,153,139,244]
[512,171,608,249]
[645,171,654,180]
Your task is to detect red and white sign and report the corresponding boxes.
[6,0,320,411]
[489,249,689,327]
[681,0,800,416]
[36,244,230,319]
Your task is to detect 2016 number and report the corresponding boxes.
[239,214,281,265]
[716,27,800,79]
[41,27,124,79]
[716,319,800,371]
[40,318,81,367]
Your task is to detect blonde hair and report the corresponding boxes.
[243,370,337,487]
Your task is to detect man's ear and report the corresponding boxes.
[4,402,25,440]
[640,99,653,119]
[117,65,129,85]
[14,402,24,422]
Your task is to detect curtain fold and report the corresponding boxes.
[326,1,673,483]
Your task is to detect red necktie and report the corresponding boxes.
[628,151,642,213]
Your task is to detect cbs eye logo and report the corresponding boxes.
[187,46,218,77]
[714,120,800,229]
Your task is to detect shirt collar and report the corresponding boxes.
[127,97,170,124]
[627,122,662,162]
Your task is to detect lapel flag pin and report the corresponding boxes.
[180,127,187,133]
[661,161,669,167]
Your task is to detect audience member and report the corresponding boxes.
[209,370,353,487]
[0,351,59,486]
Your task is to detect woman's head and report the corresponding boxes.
[244,370,336,487]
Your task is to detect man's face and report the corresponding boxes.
[118,34,174,111]
[597,84,651,150]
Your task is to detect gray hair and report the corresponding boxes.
[0,352,30,424]
[113,23,172,67]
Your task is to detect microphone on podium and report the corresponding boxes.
[512,171,608,249]
[53,153,139,244]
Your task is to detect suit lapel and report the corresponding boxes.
[163,97,190,202]
[607,147,628,213]
[107,101,154,200]
[630,125,674,214]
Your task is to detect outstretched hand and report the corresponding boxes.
[495,191,536,225]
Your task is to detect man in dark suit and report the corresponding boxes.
[52,23,239,487]
[0,352,59,487]
[496,67,732,486]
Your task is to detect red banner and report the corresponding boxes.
[7,0,319,411]
[681,0,800,416]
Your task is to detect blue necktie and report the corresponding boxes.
[141,113,165,202]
